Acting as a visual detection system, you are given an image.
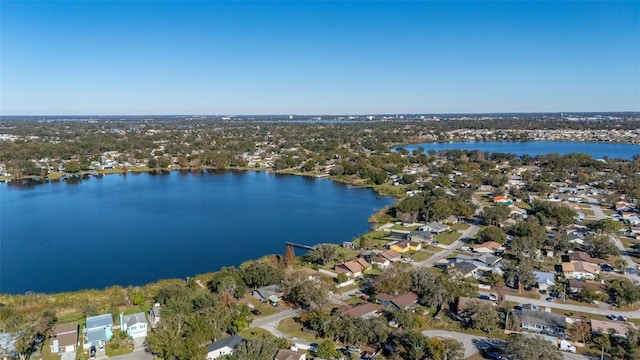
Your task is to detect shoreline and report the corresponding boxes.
[0,168,399,297]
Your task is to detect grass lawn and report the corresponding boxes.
[105,341,134,357]
[37,338,62,360]
[434,231,461,246]
[451,223,471,231]
[277,317,321,342]
[243,295,278,317]
[410,250,433,262]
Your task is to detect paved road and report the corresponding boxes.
[584,196,640,283]
[480,291,640,318]
[108,351,153,360]
[415,223,480,267]
[249,309,312,346]
[422,330,594,360]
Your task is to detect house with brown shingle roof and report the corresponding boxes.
[335,258,371,277]
[274,348,306,360]
[376,292,419,310]
[50,322,78,353]
[340,302,381,319]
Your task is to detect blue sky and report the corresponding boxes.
[1,1,638,115]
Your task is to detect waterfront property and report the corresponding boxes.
[206,335,244,359]
[50,322,78,353]
[120,312,148,339]
[83,314,113,350]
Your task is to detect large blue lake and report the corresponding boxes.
[398,141,640,159]
[0,171,394,294]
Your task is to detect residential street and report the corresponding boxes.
[422,330,594,360]
[248,309,311,346]
[584,196,640,283]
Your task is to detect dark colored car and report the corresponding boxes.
[251,309,262,316]
[90,346,96,359]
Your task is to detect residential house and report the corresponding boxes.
[206,335,244,359]
[149,303,162,326]
[340,303,381,319]
[567,251,600,264]
[473,241,504,254]
[376,292,419,310]
[50,322,78,353]
[0,333,17,360]
[335,258,371,277]
[591,319,638,338]
[252,285,283,305]
[390,240,421,253]
[83,314,113,350]
[562,261,600,280]
[370,255,391,268]
[624,215,640,226]
[519,309,567,336]
[508,205,527,219]
[408,231,433,244]
[379,250,401,262]
[274,349,306,360]
[493,196,513,205]
[445,215,459,224]
[454,253,502,272]
[419,222,450,234]
[120,313,148,339]
[567,232,586,245]
[533,271,556,292]
[568,279,606,294]
[451,262,479,278]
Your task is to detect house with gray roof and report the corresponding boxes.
[408,231,433,243]
[206,335,244,359]
[454,253,502,272]
[83,313,113,350]
[251,285,282,304]
[451,262,479,278]
[533,271,556,291]
[519,309,567,336]
[420,222,450,234]
[120,312,148,339]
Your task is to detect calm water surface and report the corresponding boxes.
[0,171,394,294]
[399,141,640,159]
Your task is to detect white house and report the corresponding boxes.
[206,335,244,359]
[149,303,162,325]
[120,313,148,339]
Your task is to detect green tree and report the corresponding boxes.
[476,226,506,244]
[63,160,81,173]
[462,301,501,333]
[241,261,284,288]
[584,234,620,259]
[504,334,563,360]
[607,278,640,306]
[316,340,340,359]
[280,272,329,309]
[481,205,510,226]
[132,292,144,306]
[304,244,337,265]
[231,335,279,360]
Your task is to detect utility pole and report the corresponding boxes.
[601,345,604,360]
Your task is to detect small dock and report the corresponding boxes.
[285,242,316,251]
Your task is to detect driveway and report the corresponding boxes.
[422,330,503,358]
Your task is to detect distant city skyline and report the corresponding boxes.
[1,1,638,115]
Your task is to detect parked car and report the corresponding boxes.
[309,343,318,352]
[608,314,618,320]
[360,294,369,301]
[251,309,262,316]
[347,345,361,352]
[90,346,96,360]
[618,315,628,322]
[546,297,555,302]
